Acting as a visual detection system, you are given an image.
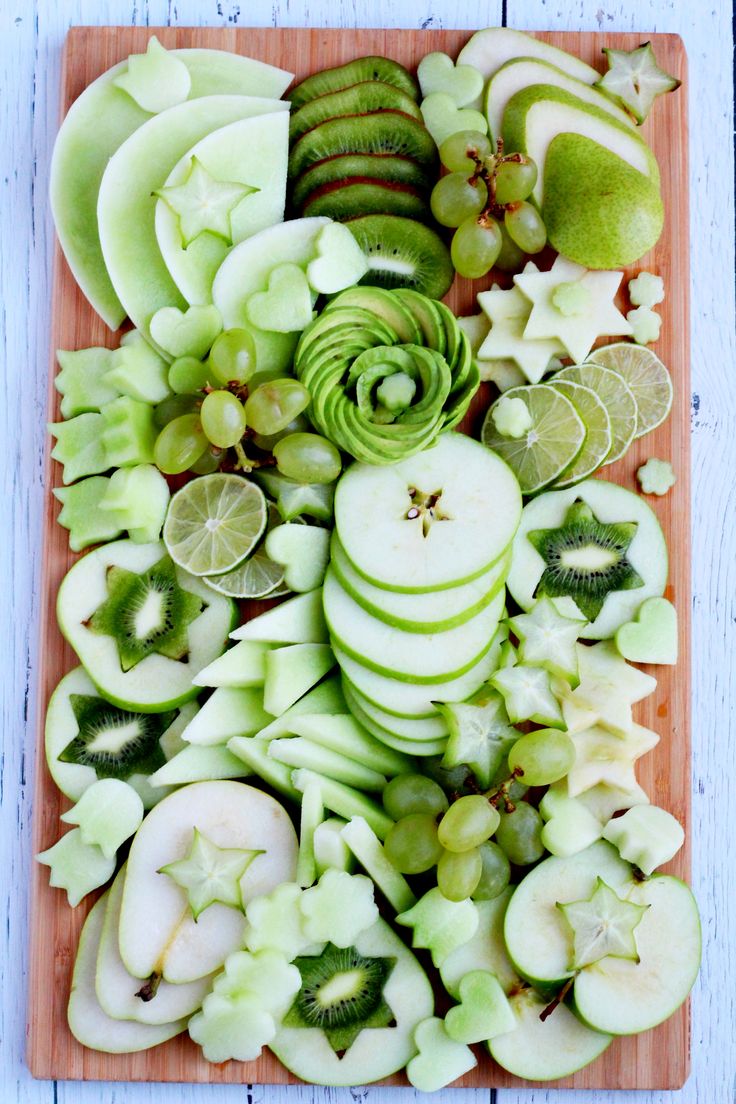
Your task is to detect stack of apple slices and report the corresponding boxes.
[324,433,522,755]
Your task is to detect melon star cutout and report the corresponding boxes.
[557,640,657,736]
[515,254,633,364]
[159,827,262,920]
[156,157,257,247]
[477,268,566,384]
[565,722,660,797]
[558,876,649,969]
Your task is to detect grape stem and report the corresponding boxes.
[485,768,524,813]
[467,137,530,225]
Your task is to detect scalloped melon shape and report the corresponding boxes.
[97,96,288,354]
[51,49,293,329]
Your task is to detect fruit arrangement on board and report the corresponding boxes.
[37,26,697,1089]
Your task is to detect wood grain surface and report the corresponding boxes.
[1,3,729,1100]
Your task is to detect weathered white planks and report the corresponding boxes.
[1,0,733,1102]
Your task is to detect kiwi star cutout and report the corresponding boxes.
[89,555,203,671]
[437,689,517,789]
[558,876,649,969]
[61,695,173,778]
[284,942,396,1052]
[159,827,261,921]
[528,499,644,623]
[156,156,257,247]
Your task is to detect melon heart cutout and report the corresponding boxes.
[444,970,516,1044]
[149,304,223,359]
[246,263,314,333]
[417,52,484,108]
[306,223,369,295]
[265,524,330,593]
[615,597,678,664]
[420,92,488,147]
[406,1016,477,1092]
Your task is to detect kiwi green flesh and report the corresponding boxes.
[345,216,454,300]
[303,179,430,222]
[289,81,422,143]
[283,942,396,1052]
[59,694,174,779]
[289,112,437,178]
[291,154,433,210]
[88,556,203,673]
[289,57,419,110]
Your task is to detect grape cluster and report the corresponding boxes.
[152,327,341,484]
[430,130,547,280]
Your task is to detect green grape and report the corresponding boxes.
[252,414,310,452]
[189,445,223,475]
[168,356,211,395]
[507,729,575,786]
[494,802,545,866]
[273,432,342,484]
[472,840,511,900]
[382,773,449,820]
[200,390,247,449]
[451,217,502,279]
[494,157,538,205]
[153,392,201,429]
[438,795,500,854]
[493,223,526,273]
[153,414,208,475]
[439,129,493,173]
[244,378,311,435]
[430,172,487,229]
[437,846,483,902]
[208,328,257,386]
[384,813,443,874]
[504,201,547,254]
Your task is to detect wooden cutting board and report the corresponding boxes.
[27,25,690,1090]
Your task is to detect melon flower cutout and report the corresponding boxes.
[558,876,649,970]
[514,255,633,365]
[436,689,517,789]
[155,156,258,247]
[60,695,173,779]
[160,827,262,921]
[299,869,379,948]
[557,640,657,736]
[476,270,566,385]
[565,722,659,797]
[597,42,681,124]
[113,36,192,114]
[88,555,202,672]
[528,499,644,623]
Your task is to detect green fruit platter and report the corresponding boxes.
[28,23,692,1092]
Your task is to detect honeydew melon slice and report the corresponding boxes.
[333,625,507,719]
[324,568,505,683]
[501,85,659,210]
[154,112,289,305]
[270,917,434,1085]
[68,894,186,1052]
[485,57,635,143]
[119,781,298,983]
[51,49,292,329]
[56,539,237,712]
[334,433,521,594]
[506,479,668,640]
[231,587,328,644]
[97,96,288,353]
[212,217,330,377]
[96,867,212,1024]
[330,534,510,634]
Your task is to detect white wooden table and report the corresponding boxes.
[2,0,734,1100]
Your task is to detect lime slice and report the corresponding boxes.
[554,363,637,464]
[550,380,612,487]
[588,342,673,437]
[203,502,288,599]
[481,384,586,495]
[163,473,267,577]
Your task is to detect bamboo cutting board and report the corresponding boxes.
[28,25,690,1090]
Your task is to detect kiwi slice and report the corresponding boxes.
[289,113,437,178]
[302,179,430,222]
[289,57,419,111]
[528,499,645,622]
[88,555,203,672]
[291,154,432,210]
[283,942,396,1052]
[290,81,421,143]
[346,215,454,300]
[59,694,174,779]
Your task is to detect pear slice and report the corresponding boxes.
[119,780,297,983]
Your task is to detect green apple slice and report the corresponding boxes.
[119,781,297,983]
[155,112,289,305]
[97,96,288,352]
[439,889,518,998]
[334,433,521,594]
[342,681,449,742]
[341,686,448,757]
[324,567,505,683]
